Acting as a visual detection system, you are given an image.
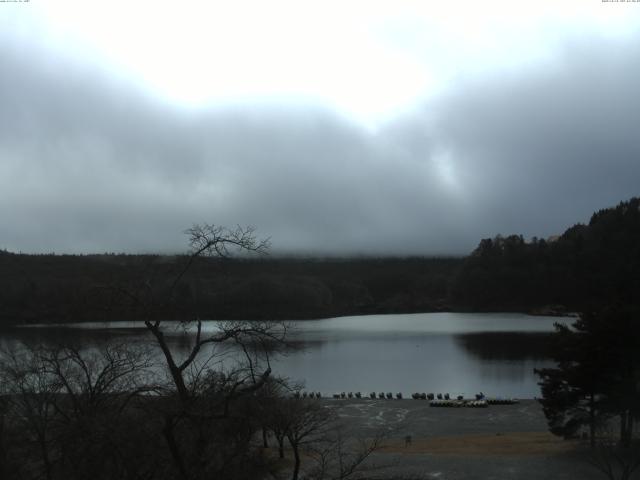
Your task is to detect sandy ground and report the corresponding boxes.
[293,399,633,480]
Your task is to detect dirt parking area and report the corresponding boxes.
[319,399,621,480]
[324,399,548,439]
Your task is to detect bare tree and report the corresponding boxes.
[1,225,290,480]
[139,224,277,401]
[0,342,155,480]
[306,428,387,480]
[282,399,334,480]
[39,343,154,414]
[587,422,640,480]
[0,344,62,480]
[261,381,303,460]
[263,396,386,480]
[108,224,293,480]
[251,376,300,456]
[0,395,10,479]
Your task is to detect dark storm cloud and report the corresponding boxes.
[1,33,639,255]
[410,35,640,239]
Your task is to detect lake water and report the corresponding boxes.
[1,312,568,398]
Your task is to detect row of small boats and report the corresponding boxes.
[429,398,519,407]
[429,399,488,408]
[291,391,519,405]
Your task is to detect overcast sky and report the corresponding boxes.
[1,1,639,255]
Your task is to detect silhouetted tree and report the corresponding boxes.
[536,306,640,448]
[281,399,333,480]
[306,427,386,480]
[107,224,293,479]
[0,342,155,480]
[587,422,640,480]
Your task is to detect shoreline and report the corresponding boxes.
[2,308,573,329]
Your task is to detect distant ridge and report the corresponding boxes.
[1,197,638,325]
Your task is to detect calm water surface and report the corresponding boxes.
[3,312,569,398]
[274,313,564,398]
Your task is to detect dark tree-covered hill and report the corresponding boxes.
[0,252,460,325]
[451,197,640,312]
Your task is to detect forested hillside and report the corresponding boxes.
[1,197,638,325]
[0,253,460,325]
[451,197,640,312]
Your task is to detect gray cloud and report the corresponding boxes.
[1,33,639,255]
[413,35,640,240]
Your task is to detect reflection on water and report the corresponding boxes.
[0,312,566,398]
[272,333,553,398]
[454,332,554,360]
[0,325,148,348]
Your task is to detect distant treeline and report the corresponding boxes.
[1,197,639,325]
[0,252,461,324]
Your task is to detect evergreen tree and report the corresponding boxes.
[535,306,640,447]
